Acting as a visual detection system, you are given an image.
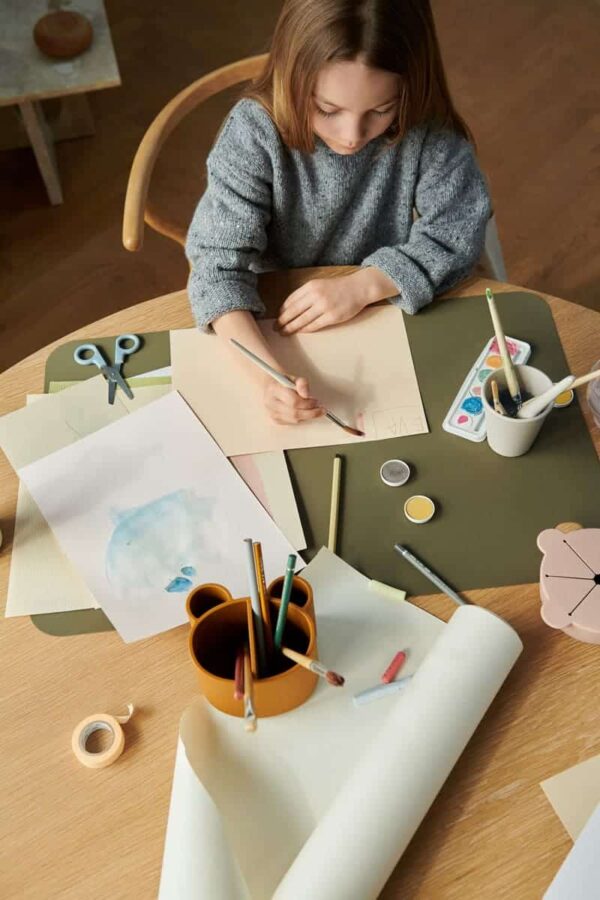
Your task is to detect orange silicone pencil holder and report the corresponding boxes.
[186,582,318,718]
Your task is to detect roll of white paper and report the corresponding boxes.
[273,605,522,900]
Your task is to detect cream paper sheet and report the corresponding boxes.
[159,550,522,900]
[541,753,600,840]
[544,804,600,899]
[0,380,304,617]
[170,306,428,456]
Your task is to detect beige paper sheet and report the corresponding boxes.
[0,383,170,617]
[0,380,304,617]
[541,753,600,839]
[159,550,522,900]
[171,306,428,456]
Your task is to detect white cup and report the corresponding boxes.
[482,365,554,457]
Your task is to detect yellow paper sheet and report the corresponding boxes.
[541,753,600,839]
[171,306,428,456]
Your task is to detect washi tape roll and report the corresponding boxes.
[72,704,134,769]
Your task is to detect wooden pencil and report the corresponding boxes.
[243,538,267,676]
[253,541,274,659]
[327,455,342,553]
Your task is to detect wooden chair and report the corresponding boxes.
[122,53,507,304]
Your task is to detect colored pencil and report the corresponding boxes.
[229,338,364,437]
[327,455,342,553]
[274,554,297,650]
[281,646,345,687]
[234,647,245,700]
[394,543,467,606]
[353,676,412,706]
[243,647,257,732]
[243,538,267,675]
[253,541,274,658]
[381,650,407,684]
[485,288,522,407]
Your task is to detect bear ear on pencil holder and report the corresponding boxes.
[186,579,318,719]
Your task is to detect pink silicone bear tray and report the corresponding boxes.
[538,524,600,644]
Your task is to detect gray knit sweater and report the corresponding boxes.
[186,98,491,328]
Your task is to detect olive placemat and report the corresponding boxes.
[33,292,599,635]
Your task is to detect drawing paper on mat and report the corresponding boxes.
[171,306,428,455]
[17,392,299,641]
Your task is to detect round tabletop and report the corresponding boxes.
[0,275,599,899]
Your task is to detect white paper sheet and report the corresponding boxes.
[0,381,305,617]
[541,753,600,840]
[544,804,600,899]
[171,306,428,456]
[17,392,300,641]
[159,550,522,899]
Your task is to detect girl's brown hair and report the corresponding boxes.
[242,0,473,152]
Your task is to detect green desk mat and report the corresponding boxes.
[33,292,599,636]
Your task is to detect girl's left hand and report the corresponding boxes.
[277,275,368,335]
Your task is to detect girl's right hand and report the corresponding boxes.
[263,375,325,425]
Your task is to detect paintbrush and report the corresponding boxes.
[485,288,522,408]
[230,338,364,437]
[233,647,245,701]
[281,646,345,686]
[243,646,257,732]
[517,375,574,419]
[491,379,507,416]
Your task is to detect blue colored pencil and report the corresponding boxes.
[243,538,268,675]
[274,554,297,650]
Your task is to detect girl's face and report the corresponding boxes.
[312,58,401,155]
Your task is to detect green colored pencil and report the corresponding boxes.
[274,554,297,649]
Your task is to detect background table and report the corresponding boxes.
[0,276,598,898]
[0,0,120,204]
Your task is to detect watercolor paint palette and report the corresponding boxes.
[443,336,531,442]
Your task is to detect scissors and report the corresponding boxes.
[73,334,141,404]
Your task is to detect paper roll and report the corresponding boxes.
[71,704,134,769]
[273,606,522,900]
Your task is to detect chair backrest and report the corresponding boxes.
[122,54,268,253]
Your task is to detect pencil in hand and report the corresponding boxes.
[229,338,364,437]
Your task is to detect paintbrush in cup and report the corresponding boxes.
[491,379,507,416]
[517,369,600,419]
[281,646,345,687]
[485,288,522,408]
[230,338,364,437]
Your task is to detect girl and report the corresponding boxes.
[186,0,491,426]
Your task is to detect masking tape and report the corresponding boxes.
[368,579,407,603]
[72,704,134,769]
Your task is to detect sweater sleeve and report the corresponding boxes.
[360,127,492,314]
[185,101,274,330]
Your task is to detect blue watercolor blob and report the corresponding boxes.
[165,576,193,593]
[105,489,218,597]
[461,396,483,415]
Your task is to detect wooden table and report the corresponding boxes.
[0,276,598,899]
[0,0,120,205]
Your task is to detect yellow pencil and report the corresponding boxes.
[328,455,342,553]
[253,541,274,659]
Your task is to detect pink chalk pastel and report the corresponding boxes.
[538,526,600,644]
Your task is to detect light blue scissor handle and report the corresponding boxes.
[114,333,141,367]
[73,343,107,369]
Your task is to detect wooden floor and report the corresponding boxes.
[1,0,599,373]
